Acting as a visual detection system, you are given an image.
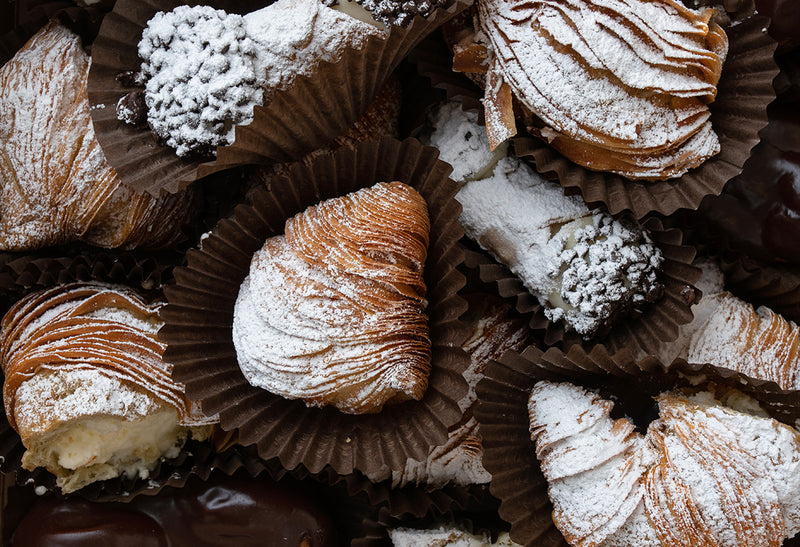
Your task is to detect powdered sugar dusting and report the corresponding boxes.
[528,382,800,545]
[456,155,662,337]
[232,182,431,414]
[476,0,727,179]
[135,0,384,156]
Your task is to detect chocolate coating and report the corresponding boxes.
[12,499,168,547]
[11,475,337,547]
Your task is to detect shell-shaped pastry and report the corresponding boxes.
[475,0,728,180]
[688,292,800,390]
[0,283,214,493]
[0,22,191,251]
[528,382,800,546]
[232,181,431,415]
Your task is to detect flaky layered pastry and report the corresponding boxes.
[688,292,800,390]
[232,181,431,414]
[528,381,800,546]
[1,283,215,493]
[0,22,192,251]
[460,0,728,180]
[652,259,800,391]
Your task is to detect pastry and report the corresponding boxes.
[390,525,520,546]
[10,474,338,546]
[452,0,728,180]
[427,102,664,338]
[120,1,385,157]
[389,294,531,487]
[1,283,214,494]
[323,0,447,27]
[650,258,800,391]
[527,381,800,546]
[0,22,193,251]
[687,292,800,391]
[232,181,431,414]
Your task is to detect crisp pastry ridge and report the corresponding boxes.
[0,283,214,493]
[0,22,192,251]
[688,292,800,390]
[528,381,800,546]
[232,181,432,414]
[460,0,728,180]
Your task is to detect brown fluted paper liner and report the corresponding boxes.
[88,0,472,196]
[0,2,108,66]
[475,344,800,547]
[463,218,701,356]
[719,253,800,323]
[411,14,778,220]
[325,469,502,545]
[160,136,470,478]
[514,15,778,219]
[0,249,181,301]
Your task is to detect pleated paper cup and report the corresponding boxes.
[475,344,800,547]
[0,1,108,66]
[326,469,502,546]
[410,13,779,220]
[463,218,701,356]
[160,136,470,479]
[719,253,800,323]
[87,0,472,196]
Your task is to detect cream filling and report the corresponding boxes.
[21,409,190,494]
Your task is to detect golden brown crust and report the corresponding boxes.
[1,283,212,434]
[233,181,432,414]
[0,22,191,251]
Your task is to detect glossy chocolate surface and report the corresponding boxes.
[11,475,337,547]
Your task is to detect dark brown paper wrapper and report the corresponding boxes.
[160,136,470,479]
[0,253,253,502]
[719,252,800,323]
[514,15,779,219]
[88,0,472,196]
[412,15,779,220]
[474,344,800,547]
[0,2,108,66]
[324,469,503,546]
[463,218,701,356]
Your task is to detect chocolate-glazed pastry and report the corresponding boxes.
[10,475,338,546]
[11,499,168,547]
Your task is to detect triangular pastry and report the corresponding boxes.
[232,181,431,414]
[0,22,192,251]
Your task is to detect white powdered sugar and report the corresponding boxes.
[528,381,800,545]
[232,182,430,414]
[390,526,520,547]
[15,368,161,436]
[456,155,662,337]
[425,101,508,183]
[135,0,384,156]
[138,6,261,156]
[426,102,662,337]
[475,0,726,178]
